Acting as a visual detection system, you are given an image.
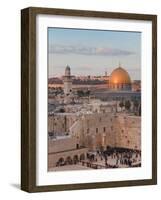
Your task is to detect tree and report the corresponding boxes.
[77,90,84,97]
[119,101,124,111]
[86,90,90,96]
[133,100,139,112]
[139,104,141,116]
[125,100,131,111]
[59,108,65,113]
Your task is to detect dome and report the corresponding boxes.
[66,65,70,70]
[110,66,131,84]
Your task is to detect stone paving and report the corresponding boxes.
[49,163,93,171]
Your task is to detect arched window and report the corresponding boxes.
[80,154,85,161]
[73,155,79,164]
[57,157,64,166]
[65,156,72,165]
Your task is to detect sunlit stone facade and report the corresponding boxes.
[49,112,141,152]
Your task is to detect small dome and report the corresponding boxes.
[66,65,70,70]
[110,66,131,84]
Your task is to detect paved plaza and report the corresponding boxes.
[49,149,141,171]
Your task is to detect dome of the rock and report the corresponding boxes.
[109,66,131,90]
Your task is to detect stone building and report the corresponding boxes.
[48,113,78,134]
[48,136,88,169]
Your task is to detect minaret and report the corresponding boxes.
[63,65,72,95]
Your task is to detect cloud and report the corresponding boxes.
[49,44,135,56]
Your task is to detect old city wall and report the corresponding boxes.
[48,137,78,153]
[69,113,141,151]
[49,112,141,152]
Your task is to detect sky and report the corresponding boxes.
[48,28,141,80]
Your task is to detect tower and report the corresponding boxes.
[63,65,73,95]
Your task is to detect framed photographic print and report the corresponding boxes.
[21,7,157,192]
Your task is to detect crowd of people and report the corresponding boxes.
[86,147,141,168]
[55,147,141,169]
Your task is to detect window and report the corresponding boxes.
[96,128,98,133]
[103,127,106,132]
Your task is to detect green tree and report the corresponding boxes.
[133,100,139,113]
[77,90,84,97]
[86,90,90,96]
[139,104,141,116]
[119,101,124,111]
[125,100,131,111]
[59,108,65,113]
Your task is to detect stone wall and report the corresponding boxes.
[69,113,141,151]
[48,113,78,134]
[48,147,88,169]
[48,137,78,153]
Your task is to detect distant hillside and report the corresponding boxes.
[48,77,62,84]
[48,77,107,85]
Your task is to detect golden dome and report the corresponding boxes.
[110,66,131,84]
